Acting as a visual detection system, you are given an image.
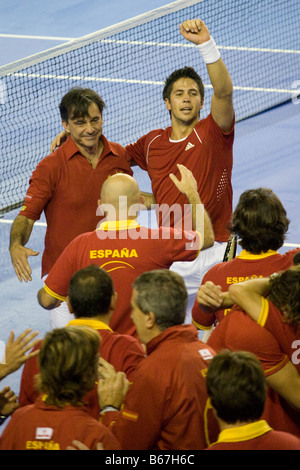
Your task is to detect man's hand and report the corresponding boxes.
[0,329,40,379]
[50,131,69,153]
[169,163,198,199]
[196,281,224,312]
[9,244,39,283]
[97,359,130,411]
[179,19,210,45]
[0,386,19,416]
[98,357,118,380]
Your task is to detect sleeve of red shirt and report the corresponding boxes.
[207,312,289,377]
[191,271,217,330]
[44,236,80,299]
[125,135,148,170]
[19,154,57,221]
[103,335,145,382]
[18,342,41,406]
[170,228,201,262]
[100,369,163,450]
[125,130,163,170]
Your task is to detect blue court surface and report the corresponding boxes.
[0,0,299,433]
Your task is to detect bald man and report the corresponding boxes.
[38,168,214,336]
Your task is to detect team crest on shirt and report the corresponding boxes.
[100,261,135,273]
[198,349,214,361]
[35,427,54,440]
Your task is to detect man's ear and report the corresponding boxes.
[110,292,117,312]
[140,193,145,206]
[66,295,73,314]
[164,98,171,112]
[145,311,156,329]
[62,120,69,133]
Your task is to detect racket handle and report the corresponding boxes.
[223,234,237,262]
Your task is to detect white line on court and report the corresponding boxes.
[8,72,296,95]
[1,34,300,54]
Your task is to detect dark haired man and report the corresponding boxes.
[125,19,235,320]
[98,269,218,450]
[206,350,300,450]
[9,87,132,328]
[192,187,300,331]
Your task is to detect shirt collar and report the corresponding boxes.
[146,324,198,355]
[64,134,120,160]
[237,249,279,260]
[98,220,140,231]
[214,420,272,444]
[67,318,113,331]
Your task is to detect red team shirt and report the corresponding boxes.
[126,114,234,241]
[101,325,219,450]
[0,397,121,450]
[207,420,300,450]
[257,298,300,373]
[207,309,300,437]
[44,221,201,336]
[192,248,300,330]
[19,136,132,277]
[19,318,145,418]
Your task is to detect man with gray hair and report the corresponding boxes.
[98,269,218,450]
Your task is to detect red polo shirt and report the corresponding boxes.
[19,136,132,277]
[192,248,300,330]
[207,310,300,437]
[19,319,145,419]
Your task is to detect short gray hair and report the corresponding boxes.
[133,270,187,330]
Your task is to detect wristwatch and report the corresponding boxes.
[0,415,8,425]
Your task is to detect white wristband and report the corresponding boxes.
[197,37,221,64]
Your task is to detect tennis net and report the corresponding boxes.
[1,0,299,212]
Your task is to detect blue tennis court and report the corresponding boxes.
[0,0,299,429]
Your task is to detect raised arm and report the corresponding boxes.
[9,215,39,282]
[169,164,214,249]
[179,19,234,132]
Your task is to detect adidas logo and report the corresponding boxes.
[185,142,195,151]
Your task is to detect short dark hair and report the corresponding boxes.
[230,188,290,253]
[268,265,300,326]
[132,270,187,330]
[206,350,267,424]
[162,67,205,102]
[68,265,114,318]
[59,87,105,122]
